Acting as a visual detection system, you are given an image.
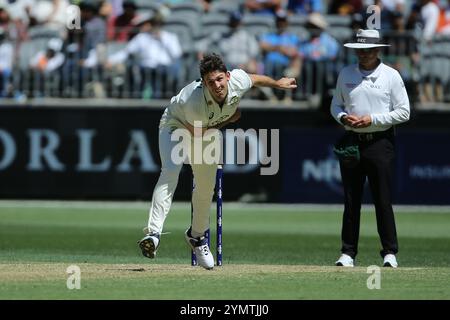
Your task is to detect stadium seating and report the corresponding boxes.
[2,0,449,104]
[134,0,162,11]
[200,13,230,38]
[169,2,204,16]
[163,16,199,53]
[28,26,62,40]
[209,1,242,14]
[323,14,352,27]
[242,14,275,37]
[327,27,353,43]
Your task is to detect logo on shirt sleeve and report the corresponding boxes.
[230,96,239,105]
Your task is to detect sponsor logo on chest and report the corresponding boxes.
[365,76,381,89]
[210,114,232,126]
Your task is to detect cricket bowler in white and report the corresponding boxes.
[138,53,297,269]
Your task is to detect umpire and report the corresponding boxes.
[330,29,410,268]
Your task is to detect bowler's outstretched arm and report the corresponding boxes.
[249,74,297,90]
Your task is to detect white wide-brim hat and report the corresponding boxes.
[307,13,328,30]
[344,29,390,49]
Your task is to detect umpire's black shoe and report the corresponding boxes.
[138,233,160,259]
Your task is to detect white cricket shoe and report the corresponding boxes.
[138,233,160,259]
[185,228,214,270]
[383,254,398,268]
[335,253,354,267]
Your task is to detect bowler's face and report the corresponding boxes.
[203,71,230,104]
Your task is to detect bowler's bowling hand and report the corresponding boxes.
[276,77,297,89]
[353,115,372,128]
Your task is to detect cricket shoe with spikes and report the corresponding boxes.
[185,228,214,270]
[138,232,160,259]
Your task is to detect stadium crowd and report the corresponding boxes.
[0,0,449,107]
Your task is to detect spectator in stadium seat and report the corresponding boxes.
[382,11,420,104]
[245,0,284,16]
[107,11,182,98]
[79,1,107,60]
[328,0,363,15]
[350,12,365,32]
[406,0,440,43]
[5,0,69,35]
[384,10,417,75]
[406,0,441,103]
[195,0,213,12]
[105,0,126,18]
[1,0,31,42]
[299,13,339,62]
[197,10,264,99]
[29,37,65,97]
[107,0,138,42]
[297,13,339,106]
[30,37,64,73]
[287,0,324,15]
[0,5,20,43]
[437,0,450,35]
[29,0,71,30]
[380,0,405,13]
[59,1,106,98]
[0,5,9,27]
[197,11,260,74]
[260,11,301,100]
[0,26,13,97]
[159,0,211,8]
[368,0,406,31]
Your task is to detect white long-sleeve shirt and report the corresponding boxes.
[29,51,65,73]
[421,1,440,42]
[331,62,410,133]
[108,31,182,68]
[0,42,13,70]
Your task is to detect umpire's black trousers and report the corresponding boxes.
[339,128,398,259]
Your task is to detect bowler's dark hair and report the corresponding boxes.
[199,53,227,78]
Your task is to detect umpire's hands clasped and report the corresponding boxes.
[342,115,372,128]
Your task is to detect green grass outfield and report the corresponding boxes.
[0,201,449,300]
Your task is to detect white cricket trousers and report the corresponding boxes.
[147,126,218,237]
